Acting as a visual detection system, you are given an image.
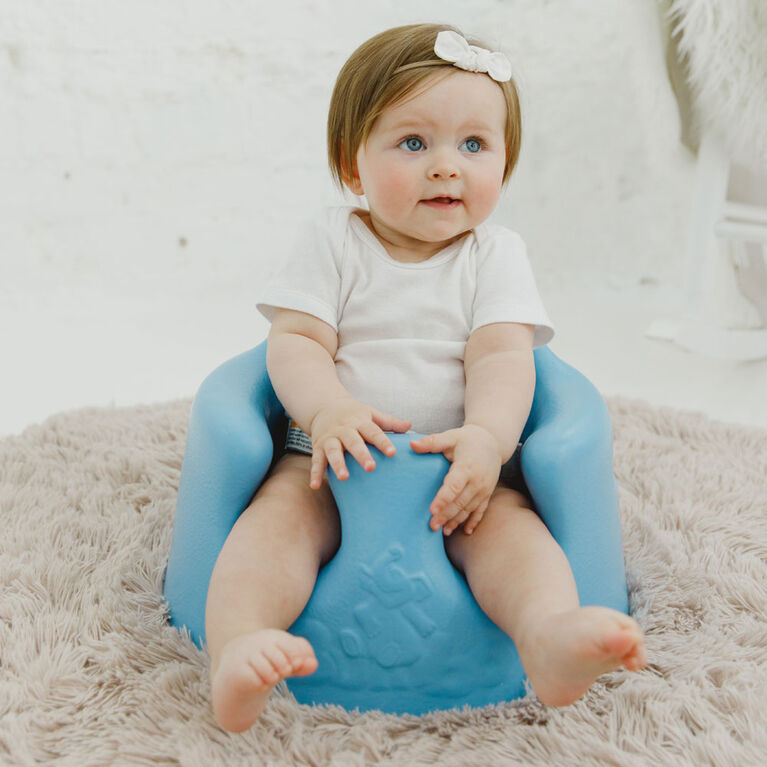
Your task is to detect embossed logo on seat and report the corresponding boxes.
[339,543,437,668]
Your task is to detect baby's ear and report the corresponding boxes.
[341,167,363,196]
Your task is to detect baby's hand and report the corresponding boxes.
[410,424,504,536]
[309,398,411,489]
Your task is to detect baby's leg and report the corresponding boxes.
[205,453,341,732]
[444,486,646,706]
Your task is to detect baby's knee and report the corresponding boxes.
[257,454,318,505]
[253,455,341,558]
[477,486,536,534]
[488,483,533,511]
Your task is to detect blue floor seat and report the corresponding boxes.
[163,341,628,715]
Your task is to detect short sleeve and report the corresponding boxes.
[256,208,344,331]
[471,228,554,347]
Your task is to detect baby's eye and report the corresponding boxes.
[399,136,425,152]
[460,138,484,154]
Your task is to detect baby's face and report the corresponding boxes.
[349,70,507,252]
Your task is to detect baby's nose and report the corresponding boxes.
[428,165,459,180]
[427,150,460,179]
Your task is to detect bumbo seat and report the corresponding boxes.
[163,341,629,715]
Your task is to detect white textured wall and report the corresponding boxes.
[0,0,703,434]
[2,0,693,288]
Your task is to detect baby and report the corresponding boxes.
[205,23,646,732]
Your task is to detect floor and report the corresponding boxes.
[2,273,765,441]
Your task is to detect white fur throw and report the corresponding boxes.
[665,0,767,166]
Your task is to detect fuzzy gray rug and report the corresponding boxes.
[1,396,766,766]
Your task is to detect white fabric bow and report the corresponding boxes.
[433,30,512,82]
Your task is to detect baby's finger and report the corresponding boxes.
[410,430,457,455]
[309,452,327,490]
[443,506,473,536]
[342,430,377,472]
[433,482,478,532]
[371,408,411,434]
[323,438,349,482]
[430,464,470,515]
[463,499,489,535]
[358,422,397,457]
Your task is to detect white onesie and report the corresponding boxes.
[257,206,554,436]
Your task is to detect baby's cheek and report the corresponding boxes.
[472,172,504,216]
[378,176,416,215]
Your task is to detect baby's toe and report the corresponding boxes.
[600,627,635,658]
[262,645,294,677]
[280,636,318,676]
[245,654,281,689]
[623,639,647,670]
[290,648,319,676]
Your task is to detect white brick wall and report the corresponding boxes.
[1,0,695,289]
[14,2,767,438]
[2,0,348,281]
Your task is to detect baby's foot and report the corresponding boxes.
[518,606,646,707]
[210,628,318,732]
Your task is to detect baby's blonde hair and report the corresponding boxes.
[327,23,522,192]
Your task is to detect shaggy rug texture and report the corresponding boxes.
[1,396,766,766]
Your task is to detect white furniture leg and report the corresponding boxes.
[647,131,767,360]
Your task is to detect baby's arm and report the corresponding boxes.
[266,308,411,488]
[463,322,535,462]
[266,308,346,434]
[411,322,535,534]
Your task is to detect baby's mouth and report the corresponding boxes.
[421,197,461,208]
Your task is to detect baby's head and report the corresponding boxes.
[327,24,521,245]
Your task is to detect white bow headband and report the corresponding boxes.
[433,30,512,83]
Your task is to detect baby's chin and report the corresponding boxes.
[409,218,473,245]
[368,209,473,252]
